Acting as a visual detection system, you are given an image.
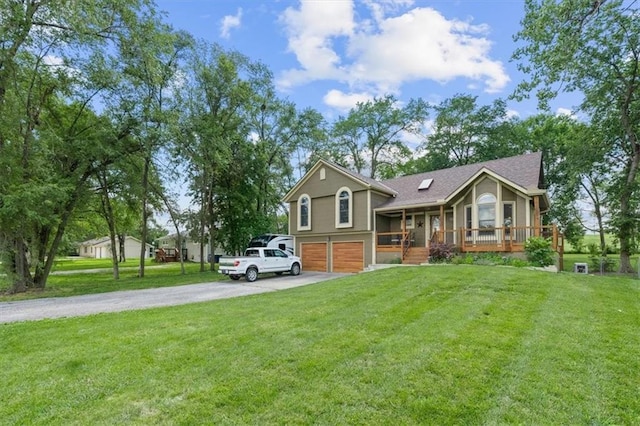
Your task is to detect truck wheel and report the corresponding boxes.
[290,262,301,276]
[230,274,240,281]
[245,267,258,282]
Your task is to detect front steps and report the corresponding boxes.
[402,247,429,265]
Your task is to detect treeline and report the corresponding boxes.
[1,0,638,293]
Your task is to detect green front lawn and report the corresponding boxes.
[1,266,638,424]
[0,261,222,301]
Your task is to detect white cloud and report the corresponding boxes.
[556,107,576,118]
[277,2,509,95]
[43,55,64,66]
[323,89,373,112]
[220,8,242,39]
[279,1,354,89]
[506,109,520,119]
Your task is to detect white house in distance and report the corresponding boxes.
[78,236,153,260]
[155,233,225,263]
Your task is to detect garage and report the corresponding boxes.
[332,241,364,273]
[301,242,327,272]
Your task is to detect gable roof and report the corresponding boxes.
[78,236,152,248]
[283,152,547,210]
[283,158,397,202]
[376,152,545,211]
[79,237,110,246]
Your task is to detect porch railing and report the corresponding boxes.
[430,225,562,252]
[375,225,563,269]
[377,225,562,252]
[376,231,411,249]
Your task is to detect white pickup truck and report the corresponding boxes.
[218,247,302,282]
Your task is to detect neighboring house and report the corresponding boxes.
[78,236,153,260]
[155,233,225,263]
[283,152,563,273]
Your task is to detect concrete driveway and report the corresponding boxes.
[0,272,345,324]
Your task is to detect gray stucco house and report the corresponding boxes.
[283,152,562,273]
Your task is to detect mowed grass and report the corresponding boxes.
[0,261,222,301]
[1,266,639,424]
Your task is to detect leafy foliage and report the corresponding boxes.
[429,242,456,263]
[524,236,555,267]
[452,253,531,267]
[421,95,521,169]
[328,94,429,179]
[513,0,640,272]
[587,243,618,273]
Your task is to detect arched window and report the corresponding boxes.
[298,194,311,231]
[336,187,352,228]
[477,193,496,229]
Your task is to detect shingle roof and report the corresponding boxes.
[377,152,544,210]
[329,161,397,195]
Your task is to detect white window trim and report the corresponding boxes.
[335,186,353,228]
[476,192,497,229]
[464,204,473,241]
[404,214,415,230]
[502,201,515,227]
[297,194,311,231]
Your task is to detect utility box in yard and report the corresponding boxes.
[574,263,588,274]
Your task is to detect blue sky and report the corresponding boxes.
[155,0,578,121]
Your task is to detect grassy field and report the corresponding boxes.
[565,233,618,253]
[1,266,638,424]
[0,259,223,301]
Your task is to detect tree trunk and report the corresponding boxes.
[118,234,126,263]
[138,157,150,278]
[618,160,639,273]
[618,187,635,273]
[33,173,92,289]
[10,238,30,293]
[99,172,120,279]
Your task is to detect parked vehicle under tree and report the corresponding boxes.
[218,247,302,282]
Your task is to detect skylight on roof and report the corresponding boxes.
[418,178,433,190]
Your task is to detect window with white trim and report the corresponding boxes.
[336,187,353,228]
[477,193,496,230]
[298,194,311,231]
[465,204,472,237]
[404,214,415,229]
[503,202,514,235]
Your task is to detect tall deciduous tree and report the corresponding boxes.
[177,44,259,260]
[0,0,169,292]
[111,19,192,277]
[249,79,326,232]
[331,95,429,179]
[513,0,640,272]
[423,95,520,169]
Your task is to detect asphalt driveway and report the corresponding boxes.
[0,272,345,324]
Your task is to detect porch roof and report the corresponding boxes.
[376,152,545,211]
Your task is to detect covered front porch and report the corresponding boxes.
[376,225,563,254]
[374,199,563,267]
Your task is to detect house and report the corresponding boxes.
[283,152,562,273]
[78,236,153,260]
[155,233,225,263]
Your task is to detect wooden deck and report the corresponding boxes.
[376,226,564,267]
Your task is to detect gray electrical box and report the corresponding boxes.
[574,263,588,274]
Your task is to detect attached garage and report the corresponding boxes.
[301,242,327,272]
[332,241,364,273]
